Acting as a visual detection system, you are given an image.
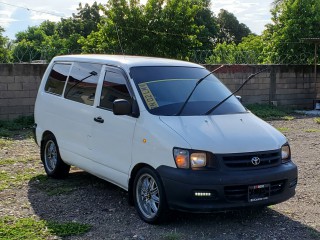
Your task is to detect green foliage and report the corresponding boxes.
[0,27,12,63]
[0,165,39,191]
[305,128,320,132]
[0,116,34,131]
[0,216,91,239]
[32,172,107,196]
[81,0,219,59]
[206,34,264,64]
[262,0,320,64]
[315,117,320,124]
[246,104,294,120]
[216,9,251,43]
[276,127,290,133]
[206,42,238,64]
[11,2,101,62]
[0,116,34,138]
[9,0,254,62]
[162,232,183,240]
[0,217,50,240]
[47,221,91,237]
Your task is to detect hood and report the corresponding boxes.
[159,113,287,154]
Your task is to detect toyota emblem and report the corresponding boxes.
[251,157,261,166]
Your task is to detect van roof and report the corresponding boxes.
[52,54,203,69]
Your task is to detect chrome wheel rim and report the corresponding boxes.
[136,173,160,219]
[44,140,57,172]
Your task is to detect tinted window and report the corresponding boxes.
[64,62,101,106]
[130,66,247,116]
[99,70,131,110]
[45,63,71,95]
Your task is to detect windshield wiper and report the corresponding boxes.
[205,67,269,115]
[175,65,225,116]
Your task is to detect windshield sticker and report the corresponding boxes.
[138,83,159,110]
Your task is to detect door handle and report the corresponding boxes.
[94,117,104,123]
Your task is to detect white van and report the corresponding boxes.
[34,55,297,223]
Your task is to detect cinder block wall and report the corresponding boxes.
[0,64,47,120]
[0,63,319,120]
[205,65,319,109]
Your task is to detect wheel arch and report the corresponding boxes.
[41,131,55,146]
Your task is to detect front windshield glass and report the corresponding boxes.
[130,66,247,116]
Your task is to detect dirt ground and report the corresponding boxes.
[0,116,319,240]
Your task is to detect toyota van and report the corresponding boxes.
[34,55,298,223]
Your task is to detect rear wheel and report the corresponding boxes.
[41,134,70,179]
[133,167,168,224]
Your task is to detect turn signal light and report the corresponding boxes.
[173,149,189,169]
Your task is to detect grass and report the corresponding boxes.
[0,216,91,239]
[0,139,12,148]
[0,168,40,191]
[31,172,107,196]
[0,157,37,166]
[31,175,82,196]
[276,127,290,133]
[0,116,34,138]
[162,232,183,240]
[315,117,320,124]
[0,156,40,191]
[305,129,320,133]
[246,104,294,121]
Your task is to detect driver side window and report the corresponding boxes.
[99,70,131,110]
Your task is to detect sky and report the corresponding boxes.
[0,0,274,40]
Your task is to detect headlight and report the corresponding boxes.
[190,153,206,167]
[281,144,291,163]
[173,148,207,169]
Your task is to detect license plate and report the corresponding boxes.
[248,184,270,202]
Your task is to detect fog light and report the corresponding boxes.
[194,191,212,197]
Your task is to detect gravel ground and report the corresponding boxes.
[0,116,319,240]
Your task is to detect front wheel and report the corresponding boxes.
[41,134,70,179]
[133,167,168,224]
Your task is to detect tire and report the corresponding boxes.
[133,167,168,224]
[41,134,70,179]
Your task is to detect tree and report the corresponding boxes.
[13,26,46,62]
[262,0,320,64]
[205,34,265,64]
[12,2,102,62]
[80,0,219,59]
[0,27,11,63]
[237,35,265,63]
[216,9,251,43]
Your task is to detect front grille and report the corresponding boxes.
[222,150,281,169]
[224,180,286,202]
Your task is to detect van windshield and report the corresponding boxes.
[130,66,247,116]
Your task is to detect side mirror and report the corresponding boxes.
[113,99,132,115]
[235,95,242,102]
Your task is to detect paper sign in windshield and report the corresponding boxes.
[138,83,159,110]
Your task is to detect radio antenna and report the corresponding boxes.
[115,24,125,56]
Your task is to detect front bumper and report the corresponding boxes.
[157,162,297,212]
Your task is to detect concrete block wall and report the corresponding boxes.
[0,64,47,120]
[0,63,319,120]
[205,64,319,109]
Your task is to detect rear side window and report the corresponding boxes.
[45,63,71,95]
[99,70,131,110]
[64,62,102,106]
